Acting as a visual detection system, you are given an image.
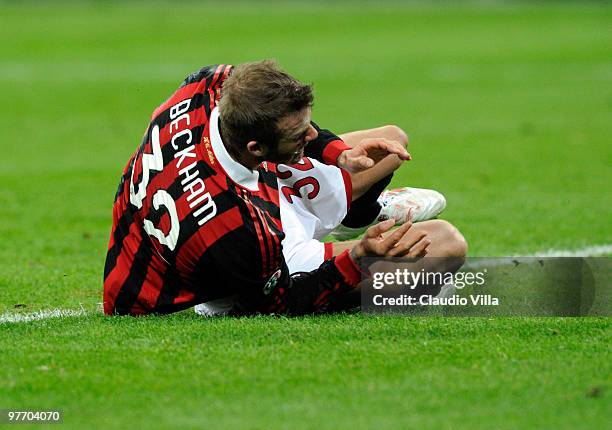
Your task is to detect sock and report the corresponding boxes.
[341,173,393,228]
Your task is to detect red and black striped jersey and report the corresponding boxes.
[103,64,360,316]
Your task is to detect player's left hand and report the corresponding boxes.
[337,138,411,173]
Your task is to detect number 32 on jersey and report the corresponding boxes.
[129,125,180,251]
[277,158,321,204]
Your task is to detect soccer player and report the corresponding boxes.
[103,61,467,316]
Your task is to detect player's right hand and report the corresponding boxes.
[350,215,430,261]
[337,138,411,173]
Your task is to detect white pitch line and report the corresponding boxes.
[519,244,612,258]
[1,244,611,324]
[0,308,86,324]
[463,243,612,270]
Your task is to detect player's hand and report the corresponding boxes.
[386,224,431,259]
[350,213,429,261]
[337,138,411,173]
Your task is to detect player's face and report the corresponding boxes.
[271,108,318,165]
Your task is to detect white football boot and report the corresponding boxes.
[330,187,447,241]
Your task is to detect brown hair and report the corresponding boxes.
[218,60,313,149]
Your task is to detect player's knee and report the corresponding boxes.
[381,124,408,148]
[440,220,468,259]
[420,220,467,275]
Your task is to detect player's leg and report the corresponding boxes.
[333,125,446,240]
[332,219,467,261]
[325,220,468,312]
[335,125,407,237]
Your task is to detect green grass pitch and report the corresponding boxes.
[0,1,610,428]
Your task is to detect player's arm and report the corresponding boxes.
[305,122,410,173]
[198,216,428,315]
[263,218,429,315]
[197,232,360,316]
[233,217,425,315]
[259,250,361,315]
[200,226,359,315]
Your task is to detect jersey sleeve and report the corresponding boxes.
[304,122,351,166]
[266,250,361,315]
[194,225,361,316]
